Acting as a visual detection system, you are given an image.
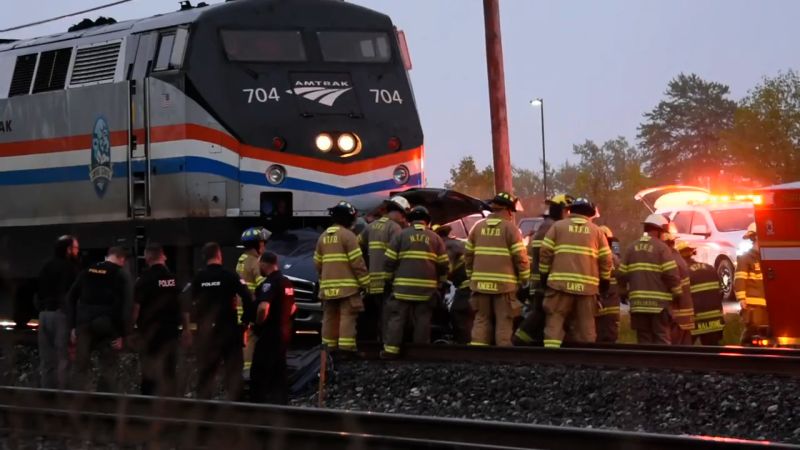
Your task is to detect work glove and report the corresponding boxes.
[599,279,610,296]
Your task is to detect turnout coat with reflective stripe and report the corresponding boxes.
[618,235,681,314]
[358,216,403,294]
[314,226,369,300]
[538,215,613,296]
[734,248,766,307]
[236,250,264,294]
[597,253,622,317]
[686,259,724,336]
[465,212,530,294]
[384,223,448,301]
[445,237,470,290]
[671,249,695,331]
[528,217,555,295]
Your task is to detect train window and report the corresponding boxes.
[221,30,306,62]
[318,31,391,63]
[8,53,37,97]
[154,33,176,71]
[32,48,72,93]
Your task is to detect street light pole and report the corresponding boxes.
[530,98,547,199]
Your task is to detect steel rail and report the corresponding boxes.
[357,343,800,377]
[0,387,794,450]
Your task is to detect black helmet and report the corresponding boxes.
[568,197,596,217]
[407,205,431,223]
[489,192,520,212]
[328,200,357,218]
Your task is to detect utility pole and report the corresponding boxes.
[483,0,512,194]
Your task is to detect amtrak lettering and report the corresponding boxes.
[286,73,358,110]
[0,120,11,133]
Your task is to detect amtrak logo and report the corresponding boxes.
[286,80,352,107]
[89,116,112,197]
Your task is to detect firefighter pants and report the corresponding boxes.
[250,338,288,404]
[697,331,723,346]
[38,310,70,389]
[357,293,385,342]
[469,292,521,347]
[322,295,363,351]
[595,313,620,344]
[740,305,770,344]
[73,323,121,393]
[139,327,179,397]
[383,297,433,354]
[631,311,672,345]
[450,288,473,345]
[671,325,693,345]
[196,329,243,401]
[513,291,545,346]
[542,290,597,348]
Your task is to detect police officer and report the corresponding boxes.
[595,226,622,343]
[735,223,768,345]
[314,201,369,354]
[192,242,254,400]
[250,252,296,404]
[465,192,530,347]
[514,194,573,346]
[539,198,613,348]
[132,243,190,396]
[66,246,132,392]
[677,242,724,345]
[435,225,473,344]
[381,207,448,358]
[357,196,409,341]
[37,235,80,389]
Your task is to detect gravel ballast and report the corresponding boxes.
[294,360,800,444]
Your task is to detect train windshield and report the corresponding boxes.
[221,30,306,62]
[318,31,391,63]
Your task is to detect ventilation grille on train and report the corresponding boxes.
[32,48,72,93]
[69,41,121,86]
[8,53,37,97]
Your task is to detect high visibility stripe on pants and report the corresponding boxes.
[543,339,562,348]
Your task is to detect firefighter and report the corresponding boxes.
[595,225,622,343]
[514,194,573,346]
[735,223,768,345]
[250,252,296,404]
[618,215,682,345]
[465,192,530,347]
[663,233,695,345]
[677,242,724,345]
[192,242,254,400]
[66,246,133,392]
[314,201,369,354]
[132,243,191,396]
[36,235,80,389]
[381,206,448,358]
[435,224,473,344]
[538,198,612,348]
[236,227,270,371]
[357,195,410,341]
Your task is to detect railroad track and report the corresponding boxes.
[0,386,795,450]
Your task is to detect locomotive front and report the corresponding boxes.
[185,0,424,219]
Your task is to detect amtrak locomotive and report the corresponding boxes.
[0,0,423,321]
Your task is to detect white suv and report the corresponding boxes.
[636,186,757,301]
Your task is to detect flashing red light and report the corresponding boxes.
[751,338,771,347]
[272,136,286,151]
[388,136,402,151]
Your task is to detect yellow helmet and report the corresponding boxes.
[546,194,575,207]
[743,222,757,239]
[599,225,614,239]
[675,241,695,254]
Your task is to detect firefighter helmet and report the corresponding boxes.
[407,205,431,223]
[546,194,575,206]
[490,192,521,212]
[241,227,271,243]
[643,213,669,230]
[743,222,757,239]
[388,195,411,213]
[568,197,596,217]
[676,241,696,255]
[328,200,357,218]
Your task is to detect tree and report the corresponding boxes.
[638,73,737,183]
[724,70,800,184]
[443,156,494,200]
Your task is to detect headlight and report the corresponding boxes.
[266,164,286,185]
[393,165,410,185]
[337,133,357,153]
[315,133,333,153]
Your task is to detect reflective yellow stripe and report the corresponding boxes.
[680,278,691,288]
[458,280,471,289]
[673,308,694,317]
[748,273,764,280]
[385,249,398,260]
[510,242,526,254]
[625,262,662,272]
[597,306,621,316]
[549,272,599,285]
[600,270,612,280]
[399,250,438,260]
[320,254,349,263]
[630,306,664,313]
[326,226,340,233]
[735,291,747,300]
[470,272,518,283]
[437,254,449,263]
[571,217,587,224]
[469,341,489,346]
[530,240,543,248]
[745,297,767,306]
[695,310,723,320]
[690,282,720,293]
[394,293,433,301]
[518,269,531,280]
[465,241,475,251]
[554,244,598,257]
[474,246,511,256]
[542,238,555,249]
[384,345,400,354]
[629,290,673,300]
[394,277,438,288]
[322,338,338,347]
[514,329,533,343]
[662,260,678,271]
[543,339,562,348]
[671,286,682,295]
[319,279,359,288]
[734,271,748,279]
[347,248,363,261]
[313,252,322,263]
[598,247,611,257]
[369,241,388,250]
[487,219,502,226]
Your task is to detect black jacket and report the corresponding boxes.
[37,257,80,312]
[134,264,182,333]
[66,260,132,337]
[253,270,295,346]
[191,264,253,336]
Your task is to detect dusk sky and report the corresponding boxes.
[3,0,798,187]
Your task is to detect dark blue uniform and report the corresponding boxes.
[191,263,253,400]
[134,263,181,396]
[250,270,295,404]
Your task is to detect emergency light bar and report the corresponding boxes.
[688,194,763,206]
